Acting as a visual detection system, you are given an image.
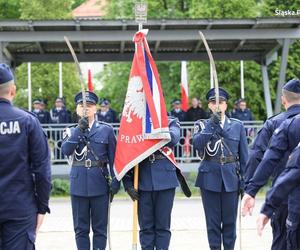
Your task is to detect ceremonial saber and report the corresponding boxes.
[198,31,220,108]
[199,31,243,249]
[64,36,87,117]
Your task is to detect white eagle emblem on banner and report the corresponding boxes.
[122,76,145,123]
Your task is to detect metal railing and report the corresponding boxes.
[42,121,263,165]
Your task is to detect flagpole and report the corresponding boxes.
[132,165,139,250]
[132,2,147,250]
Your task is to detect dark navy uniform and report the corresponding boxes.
[231,108,253,121]
[244,79,300,250]
[245,112,300,197]
[169,99,186,122]
[62,91,120,250]
[169,109,186,122]
[193,88,248,250]
[97,100,119,124]
[36,110,51,124]
[261,144,300,250]
[97,111,115,123]
[123,117,180,250]
[245,114,300,250]
[50,106,71,123]
[244,106,300,250]
[32,99,51,124]
[0,64,51,250]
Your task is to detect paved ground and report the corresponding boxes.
[36,197,272,250]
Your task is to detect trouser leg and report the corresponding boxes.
[71,195,91,250]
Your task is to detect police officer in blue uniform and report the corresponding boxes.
[193,88,248,250]
[0,64,51,249]
[231,99,253,121]
[169,99,186,121]
[243,79,300,250]
[242,82,300,202]
[32,99,51,124]
[122,117,183,250]
[105,99,119,123]
[257,143,300,250]
[62,91,120,250]
[97,100,115,123]
[50,97,71,123]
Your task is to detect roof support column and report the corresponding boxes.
[261,63,273,118]
[275,38,290,114]
[0,42,11,65]
[0,42,6,63]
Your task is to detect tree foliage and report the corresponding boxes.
[19,0,74,20]
[0,0,21,19]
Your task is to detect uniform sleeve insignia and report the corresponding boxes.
[194,120,205,134]
[63,127,71,139]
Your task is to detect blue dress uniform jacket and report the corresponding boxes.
[193,116,248,250]
[0,98,51,249]
[96,110,115,124]
[193,117,248,192]
[245,113,300,198]
[261,145,300,250]
[244,104,300,250]
[33,110,51,124]
[0,98,51,220]
[231,108,253,121]
[62,121,119,196]
[50,107,71,123]
[245,104,300,185]
[169,109,186,122]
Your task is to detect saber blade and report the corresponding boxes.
[64,36,87,116]
[198,31,219,108]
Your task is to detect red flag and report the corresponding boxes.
[114,30,171,180]
[181,61,189,111]
[87,69,94,92]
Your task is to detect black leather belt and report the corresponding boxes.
[147,153,166,163]
[72,160,106,168]
[204,155,238,165]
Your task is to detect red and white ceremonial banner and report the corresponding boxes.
[181,61,189,112]
[114,29,171,181]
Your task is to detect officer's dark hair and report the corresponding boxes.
[282,89,300,102]
[0,81,14,97]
